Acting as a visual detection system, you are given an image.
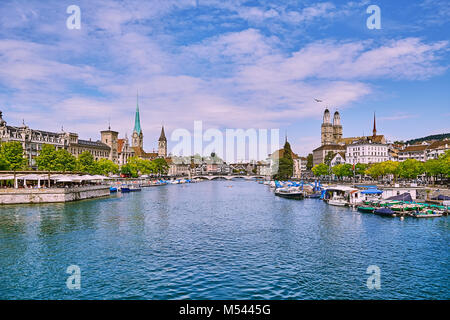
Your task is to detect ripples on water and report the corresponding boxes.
[0,181,448,299]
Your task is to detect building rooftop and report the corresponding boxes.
[76,139,110,149]
[313,144,346,152]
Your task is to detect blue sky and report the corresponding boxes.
[0,0,449,157]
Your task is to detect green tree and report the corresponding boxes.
[424,159,441,184]
[76,151,98,174]
[123,157,143,177]
[274,141,294,180]
[382,160,400,182]
[120,163,133,177]
[152,158,169,176]
[35,144,57,171]
[306,153,313,170]
[365,163,385,179]
[332,163,353,179]
[54,149,77,172]
[96,159,119,176]
[354,163,368,176]
[0,141,27,171]
[312,163,329,177]
[0,145,10,170]
[398,159,424,180]
[438,150,450,178]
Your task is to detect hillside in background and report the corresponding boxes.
[405,133,450,145]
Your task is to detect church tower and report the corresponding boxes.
[321,109,333,145]
[158,126,167,158]
[332,111,343,142]
[132,94,143,148]
[372,112,377,137]
[101,122,119,163]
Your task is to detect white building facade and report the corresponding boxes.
[345,140,389,165]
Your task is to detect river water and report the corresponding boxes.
[0,180,448,299]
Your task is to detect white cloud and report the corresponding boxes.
[0,1,449,156]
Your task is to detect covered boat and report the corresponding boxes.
[374,207,397,217]
[431,194,450,201]
[386,193,413,202]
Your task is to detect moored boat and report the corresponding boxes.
[374,207,396,217]
[358,206,375,213]
[120,186,131,193]
[328,197,347,206]
[306,193,321,199]
[275,187,304,200]
[411,210,442,218]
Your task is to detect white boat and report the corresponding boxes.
[275,187,305,200]
[328,197,348,206]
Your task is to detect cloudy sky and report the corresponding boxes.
[0,0,449,158]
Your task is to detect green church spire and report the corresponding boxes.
[134,92,142,135]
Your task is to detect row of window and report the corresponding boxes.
[348,152,387,156]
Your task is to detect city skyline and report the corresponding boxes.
[0,0,449,156]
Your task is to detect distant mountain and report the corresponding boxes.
[405,133,450,145]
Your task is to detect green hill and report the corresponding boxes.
[405,133,450,145]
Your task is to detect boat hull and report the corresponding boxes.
[328,200,347,206]
[275,192,304,200]
[358,206,375,213]
[374,208,396,217]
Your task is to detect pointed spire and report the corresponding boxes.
[372,112,377,137]
[159,125,166,141]
[134,91,142,135]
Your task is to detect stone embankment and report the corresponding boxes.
[0,185,110,205]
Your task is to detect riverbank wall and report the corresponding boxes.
[0,185,110,205]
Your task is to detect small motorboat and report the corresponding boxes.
[109,187,118,193]
[129,186,142,192]
[120,186,131,193]
[411,210,442,218]
[374,207,396,217]
[275,187,304,200]
[328,197,347,206]
[358,206,375,213]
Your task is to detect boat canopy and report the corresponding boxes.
[361,189,383,194]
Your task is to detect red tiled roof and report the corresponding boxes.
[402,145,428,152]
[427,140,450,150]
[132,147,158,159]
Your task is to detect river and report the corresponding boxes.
[0,180,448,299]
